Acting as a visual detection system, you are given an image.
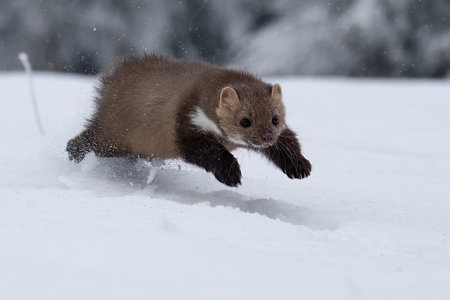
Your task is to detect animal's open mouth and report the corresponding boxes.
[250,142,273,149]
[228,135,274,149]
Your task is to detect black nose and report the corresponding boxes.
[262,131,274,142]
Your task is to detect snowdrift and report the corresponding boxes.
[1,73,449,299]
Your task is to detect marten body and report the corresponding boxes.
[67,55,311,186]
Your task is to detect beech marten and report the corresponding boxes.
[67,55,311,186]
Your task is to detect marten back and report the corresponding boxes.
[87,55,209,159]
[68,55,265,161]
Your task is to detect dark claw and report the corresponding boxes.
[285,157,311,180]
[213,158,242,187]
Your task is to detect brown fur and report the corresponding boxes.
[216,83,286,149]
[67,54,311,186]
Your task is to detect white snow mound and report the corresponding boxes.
[1,72,449,300]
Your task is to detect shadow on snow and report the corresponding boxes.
[72,156,340,231]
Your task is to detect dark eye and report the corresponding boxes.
[240,118,251,128]
[272,116,279,125]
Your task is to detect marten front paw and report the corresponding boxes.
[284,157,312,179]
[213,157,242,187]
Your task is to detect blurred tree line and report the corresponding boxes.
[0,0,449,77]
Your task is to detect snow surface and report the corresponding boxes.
[1,72,449,299]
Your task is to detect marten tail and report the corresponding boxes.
[66,129,93,163]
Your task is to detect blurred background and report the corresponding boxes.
[1,0,449,77]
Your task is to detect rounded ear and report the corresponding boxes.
[271,83,282,101]
[219,87,239,110]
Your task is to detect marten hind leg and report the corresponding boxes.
[66,129,95,163]
[67,128,133,163]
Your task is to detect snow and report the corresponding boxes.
[1,72,449,299]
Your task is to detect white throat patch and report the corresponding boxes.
[189,106,223,137]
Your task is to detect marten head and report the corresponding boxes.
[216,83,286,149]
